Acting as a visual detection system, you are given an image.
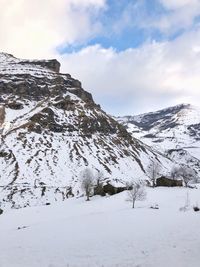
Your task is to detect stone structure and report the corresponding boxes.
[156,176,183,187]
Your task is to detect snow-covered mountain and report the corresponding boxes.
[117,104,200,178]
[0,52,172,209]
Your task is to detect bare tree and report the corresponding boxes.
[80,168,94,201]
[93,170,105,195]
[175,166,195,187]
[147,160,161,187]
[127,181,147,208]
[96,170,104,186]
[171,166,180,180]
[192,174,199,184]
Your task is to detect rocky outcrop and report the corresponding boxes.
[94,182,126,196]
[21,59,60,73]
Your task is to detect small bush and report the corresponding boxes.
[193,206,200,212]
[150,204,159,209]
[127,180,146,208]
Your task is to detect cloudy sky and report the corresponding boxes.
[1,0,200,115]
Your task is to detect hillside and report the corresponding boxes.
[117,104,200,178]
[0,52,172,209]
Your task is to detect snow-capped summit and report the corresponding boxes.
[118,104,200,131]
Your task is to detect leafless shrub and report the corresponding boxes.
[80,168,94,201]
[147,160,161,187]
[127,181,147,208]
[95,170,104,186]
[171,166,180,180]
[193,205,200,212]
[174,166,196,187]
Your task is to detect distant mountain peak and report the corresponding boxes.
[117,103,200,183]
[118,103,200,130]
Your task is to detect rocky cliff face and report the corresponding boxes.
[20,59,60,73]
[0,52,171,209]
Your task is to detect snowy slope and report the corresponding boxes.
[117,104,200,176]
[0,52,173,209]
[0,187,200,267]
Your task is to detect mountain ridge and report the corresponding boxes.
[117,103,200,182]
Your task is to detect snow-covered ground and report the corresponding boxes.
[0,186,200,267]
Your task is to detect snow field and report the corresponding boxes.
[0,186,200,267]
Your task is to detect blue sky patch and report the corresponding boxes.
[58,0,200,55]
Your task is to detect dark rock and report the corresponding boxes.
[94,183,105,196]
[8,102,23,110]
[54,99,75,111]
[28,123,42,134]
[193,206,200,212]
[49,123,63,133]
[94,182,126,196]
[68,88,93,103]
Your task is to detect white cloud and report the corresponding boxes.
[1,0,200,115]
[0,0,106,58]
[154,0,200,33]
[112,0,200,36]
[160,0,199,10]
[60,28,200,115]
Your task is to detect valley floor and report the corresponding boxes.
[0,187,200,267]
